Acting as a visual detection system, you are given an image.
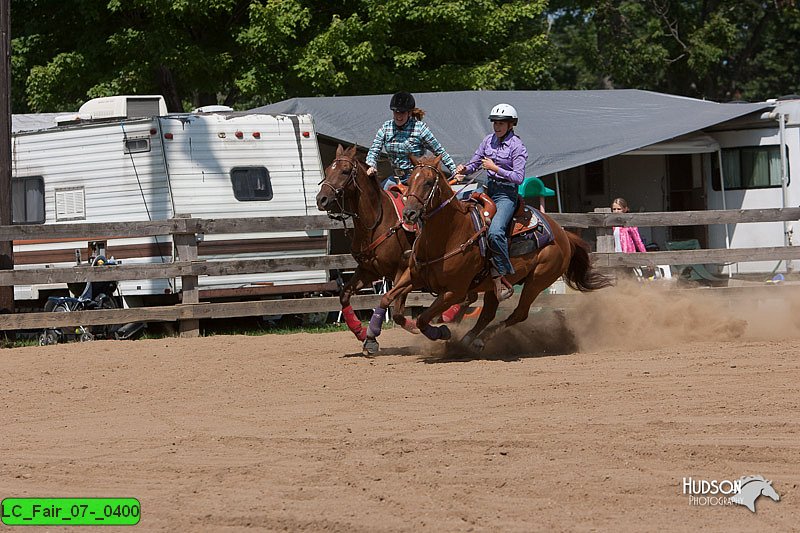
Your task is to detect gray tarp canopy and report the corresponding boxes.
[252,90,772,177]
[12,113,65,133]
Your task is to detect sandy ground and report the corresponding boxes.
[1,282,799,531]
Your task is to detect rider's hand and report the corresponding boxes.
[453,173,465,183]
[481,157,499,173]
[367,166,378,177]
[455,164,467,175]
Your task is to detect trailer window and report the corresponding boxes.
[231,167,273,201]
[711,145,788,190]
[124,136,151,154]
[12,176,45,224]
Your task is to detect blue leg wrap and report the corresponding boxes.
[367,307,387,338]
[421,323,442,340]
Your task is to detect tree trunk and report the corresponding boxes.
[157,65,183,112]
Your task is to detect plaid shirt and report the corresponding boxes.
[366,118,456,176]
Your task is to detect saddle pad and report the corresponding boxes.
[385,188,418,233]
[509,206,554,257]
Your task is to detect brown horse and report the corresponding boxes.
[362,154,613,354]
[316,145,420,340]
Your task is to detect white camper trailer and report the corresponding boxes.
[11,95,328,306]
[703,96,800,273]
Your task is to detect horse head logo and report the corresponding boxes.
[731,475,780,513]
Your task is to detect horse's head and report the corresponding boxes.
[761,480,780,502]
[402,154,446,224]
[317,145,360,212]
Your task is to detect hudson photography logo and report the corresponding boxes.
[682,475,780,512]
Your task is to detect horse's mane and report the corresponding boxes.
[341,146,379,190]
[415,155,442,167]
[739,475,768,486]
[414,156,470,214]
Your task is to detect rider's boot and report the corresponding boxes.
[493,275,514,301]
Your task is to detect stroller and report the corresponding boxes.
[38,256,132,345]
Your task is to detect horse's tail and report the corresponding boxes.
[563,231,615,292]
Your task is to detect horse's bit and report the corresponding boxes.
[318,157,360,221]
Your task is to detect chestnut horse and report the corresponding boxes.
[362,155,613,354]
[316,145,420,340]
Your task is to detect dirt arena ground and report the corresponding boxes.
[1,282,799,531]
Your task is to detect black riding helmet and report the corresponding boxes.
[390,91,415,112]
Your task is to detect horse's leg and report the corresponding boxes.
[452,291,479,323]
[390,270,419,334]
[476,269,556,348]
[340,266,376,341]
[460,290,500,351]
[363,268,416,355]
[439,290,480,324]
[416,291,465,341]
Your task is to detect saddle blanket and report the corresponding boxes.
[508,206,554,257]
[385,187,417,233]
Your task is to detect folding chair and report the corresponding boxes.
[665,239,728,286]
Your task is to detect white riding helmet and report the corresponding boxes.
[488,103,518,125]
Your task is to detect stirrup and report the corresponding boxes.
[493,276,514,301]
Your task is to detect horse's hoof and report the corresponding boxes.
[401,318,420,334]
[470,338,485,352]
[439,325,451,341]
[362,337,379,355]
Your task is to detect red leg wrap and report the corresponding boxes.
[342,305,366,341]
[440,304,462,324]
[401,317,418,333]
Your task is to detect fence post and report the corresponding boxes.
[173,214,200,338]
[594,207,614,253]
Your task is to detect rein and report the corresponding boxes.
[322,154,409,262]
[319,158,359,221]
[320,156,382,231]
[406,163,484,268]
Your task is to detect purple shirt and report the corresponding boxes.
[463,131,528,185]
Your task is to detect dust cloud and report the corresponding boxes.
[567,279,800,352]
[427,279,800,358]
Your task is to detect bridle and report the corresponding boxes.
[405,164,457,221]
[320,155,385,232]
[319,157,360,221]
[406,163,486,270]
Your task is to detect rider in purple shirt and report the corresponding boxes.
[455,103,528,301]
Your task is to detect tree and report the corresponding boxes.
[545,0,800,102]
[10,0,551,112]
[290,0,550,96]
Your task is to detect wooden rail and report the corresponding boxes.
[0,208,798,336]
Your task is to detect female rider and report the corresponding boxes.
[455,103,528,301]
[366,91,457,188]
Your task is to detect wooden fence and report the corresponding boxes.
[2,207,800,337]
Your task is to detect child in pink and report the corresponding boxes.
[611,198,646,253]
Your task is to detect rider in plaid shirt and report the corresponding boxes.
[367,92,457,188]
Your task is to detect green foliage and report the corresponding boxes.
[545,0,800,102]
[291,0,549,95]
[8,0,800,112]
[10,0,549,112]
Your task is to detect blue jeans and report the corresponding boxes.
[382,169,410,190]
[381,176,398,190]
[457,184,484,201]
[487,179,517,277]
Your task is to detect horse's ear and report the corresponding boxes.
[409,154,419,166]
[432,154,443,168]
[346,145,358,157]
[336,144,344,156]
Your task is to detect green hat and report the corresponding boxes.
[518,176,555,199]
